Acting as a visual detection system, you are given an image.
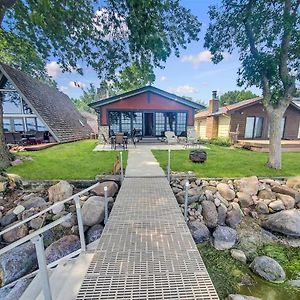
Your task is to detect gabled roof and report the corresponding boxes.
[0,63,92,143]
[195,96,300,119]
[89,85,204,110]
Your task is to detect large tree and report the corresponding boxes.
[0,0,201,168]
[205,0,299,169]
[219,90,258,106]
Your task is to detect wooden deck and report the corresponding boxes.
[23,142,57,151]
[236,139,300,152]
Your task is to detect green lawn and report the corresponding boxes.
[152,146,300,178]
[7,140,127,180]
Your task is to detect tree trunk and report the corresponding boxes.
[266,104,288,169]
[0,95,11,169]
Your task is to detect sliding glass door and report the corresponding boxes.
[244,117,263,139]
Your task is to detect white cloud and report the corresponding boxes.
[169,85,198,95]
[45,61,61,78]
[59,86,69,93]
[160,75,167,81]
[69,81,86,89]
[181,50,230,67]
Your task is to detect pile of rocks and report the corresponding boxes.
[0,178,120,286]
[171,175,300,285]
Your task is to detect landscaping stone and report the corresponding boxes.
[250,256,285,282]
[235,176,259,195]
[61,213,77,228]
[13,205,25,215]
[22,196,46,210]
[176,189,200,204]
[286,176,300,190]
[288,279,300,287]
[256,201,269,214]
[228,295,261,300]
[258,190,276,200]
[271,185,300,202]
[189,150,207,163]
[217,203,227,225]
[45,235,80,264]
[262,209,300,237]
[2,222,28,243]
[0,241,37,285]
[276,193,295,209]
[230,249,247,263]
[92,181,118,197]
[226,203,242,228]
[82,196,105,226]
[269,200,285,211]
[213,225,237,250]
[52,202,65,214]
[29,217,44,230]
[0,181,7,193]
[202,200,218,228]
[188,220,210,243]
[48,180,73,202]
[237,192,253,208]
[86,224,104,244]
[0,213,17,227]
[217,183,235,201]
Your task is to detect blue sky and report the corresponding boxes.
[46,0,261,104]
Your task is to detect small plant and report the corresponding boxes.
[208,137,232,147]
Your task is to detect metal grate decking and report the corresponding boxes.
[77,177,219,300]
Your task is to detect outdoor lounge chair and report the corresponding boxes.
[113,133,127,150]
[185,130,201,148]
[165,131,178,144]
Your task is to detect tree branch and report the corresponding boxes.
[0,0,17,27]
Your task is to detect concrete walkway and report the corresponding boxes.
[125,147,165,177]
[76,148,219,299]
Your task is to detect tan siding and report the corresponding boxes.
[218,116,230,137]
[196,119,207,139]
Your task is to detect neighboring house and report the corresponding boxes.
[80,111,98,134]
[195,92,300,140]
[0,63,92,144]
[89,86,204,141]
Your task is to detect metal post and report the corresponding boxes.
[167,148,171,182]
[74,196,86,252]
[31,235,52,300]
[104,186,108,225]
[184,181,190,223]
[120,151,124,183]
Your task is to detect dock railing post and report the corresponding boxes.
[167,148,171,182]
[184,181,189,223]
[104,186,108,224]
[32,235,52,300]
[120,151,124,183]
[74,195,86,252]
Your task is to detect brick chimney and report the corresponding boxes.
[206,91,219,139]
[208,90,219,113]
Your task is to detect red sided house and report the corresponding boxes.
[89,86,204,141]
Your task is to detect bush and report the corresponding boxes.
[199,137,232,147]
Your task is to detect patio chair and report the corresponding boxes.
[114,133,127,150]
[185,130,201,148]
[165,131,178,144]
[101,133,109,148]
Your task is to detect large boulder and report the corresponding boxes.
[269,200,285,212]
[0,213,17,227]
[48,180,73,202]
[226,203,242,228]
[188,220,210,243]
[228,295,261,300]
[0,277,32,300]
[237,192,253,208]
[21,196,46,210]
[86,224,104,244]
[92,181,118,197]
[217,183,235,201]
[202,200,218,228]
[235,176,259,195]
[286,176,300,190]
[176,189,200,204]
[256,201,269,214]
[81,196,105,226]
[45,235,80,264]
[0,241,37,285]
[213,226,237,250]
[276,193,295,209]
[250,256,285,282]
[262,209,300,237]
[271,185,300,203]
[217,203,227,225]
[2,222,28,243]
[258,190,276,200]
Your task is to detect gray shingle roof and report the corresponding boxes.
[0,63,92,143]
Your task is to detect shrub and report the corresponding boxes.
[199,137,232,147]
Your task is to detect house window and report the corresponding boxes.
[121,112,131,134]
[281,117,286,138]
[108,111,121,135]
[132,112,143,131]
[245,117,263,139]
[2,93,22,114]
[165,112,176,132]
[3,118,11,132]
[13,118,24,132]
[176,112,187,136]
[36,118,47,131]
[26,117,37,131]
[155,113,165,136]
